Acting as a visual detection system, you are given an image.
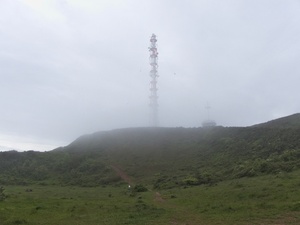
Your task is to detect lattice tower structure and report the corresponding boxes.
[149,34,159,127]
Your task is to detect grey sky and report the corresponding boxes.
[1,0,300,151]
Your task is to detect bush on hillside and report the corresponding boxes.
[182,171,216,186]
[195,171,216,185]
[134,184,148,192]
[153,176,178,189]
[0,186,6,201]
[183,177,199,186]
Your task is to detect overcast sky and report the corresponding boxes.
[1,0,300,151]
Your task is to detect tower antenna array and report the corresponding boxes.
[205,102,211,120]
[149,34,159,127]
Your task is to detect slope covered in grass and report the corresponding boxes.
[1,170,300,225]
[1,113,300,224]
[1,114,300,188]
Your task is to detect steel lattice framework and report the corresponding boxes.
[149,34,159,127]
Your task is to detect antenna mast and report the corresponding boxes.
[205,102,211,120]
[149,34,159,127]
[202,102,216,127]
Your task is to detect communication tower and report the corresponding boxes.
[149,34,159,127]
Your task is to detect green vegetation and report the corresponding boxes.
[133,184,148,193]
[0,113,300,224]
[1,126,300,188]
[0,186,5,201]
[0,185,165,225]
[0,171,300,224]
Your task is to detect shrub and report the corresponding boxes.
[183,177,199,185]
[134,184,148,192]
[0,186,6,201]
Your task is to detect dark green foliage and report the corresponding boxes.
[0,186,5,201]
[133,184,148,192]
[153,175,179,189]
[0,151,118,187]
[182,176,199,186]
[195,171,216,185]
[233,148,300,178]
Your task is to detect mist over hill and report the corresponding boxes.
[1,114,300,187]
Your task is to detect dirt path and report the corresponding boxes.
[154,191,165,203]
[111,165,198,224]
[111,165,133,185]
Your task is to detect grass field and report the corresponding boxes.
[1,170,300,225]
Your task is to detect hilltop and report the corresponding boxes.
[252,113,300,128]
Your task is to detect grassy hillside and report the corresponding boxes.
[57,115,300,187]
[1,113,300,224]
[1,114,300,188]
[1,171,300,225]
